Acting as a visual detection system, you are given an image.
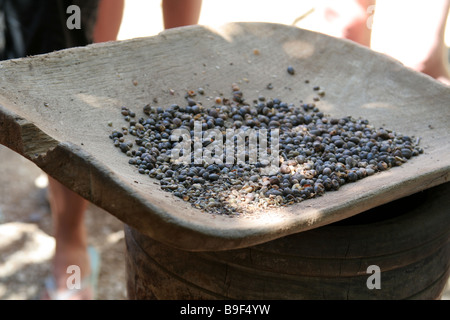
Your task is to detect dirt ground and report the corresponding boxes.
[0,145,127,300]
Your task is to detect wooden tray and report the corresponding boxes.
[0,22,449,251]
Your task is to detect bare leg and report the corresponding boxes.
[371,0,450,84]
[93,0,125,43]
[47,177,91,299]
[46,0,202,299]
[162,0,203,29]
[318,0,376,47]
[47,0,125,299]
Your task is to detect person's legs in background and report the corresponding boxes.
[47,0,203,299]
[162,0,203,29]
[93,0,125,43]
[370,0,450,85]
[319,0,450,85]
[318,0,376,47]
[47,0,124,299]
[47,177,91,299]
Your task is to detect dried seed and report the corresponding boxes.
[111,77,422,216]
[287,66,295,75]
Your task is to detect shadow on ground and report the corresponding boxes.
[0,145,127,300]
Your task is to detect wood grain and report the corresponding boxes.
[0,23,449,251]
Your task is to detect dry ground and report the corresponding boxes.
[0,145,127,300]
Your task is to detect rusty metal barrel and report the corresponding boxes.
[125,182,450,300]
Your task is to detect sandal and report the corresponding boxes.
[43,246,101,300]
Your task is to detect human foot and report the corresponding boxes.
[42,246,100,300]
